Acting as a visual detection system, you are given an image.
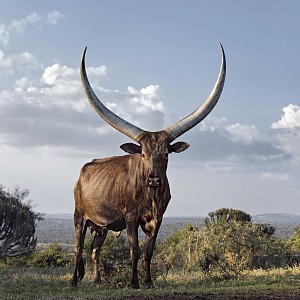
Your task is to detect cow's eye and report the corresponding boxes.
[164,153,168,158]
[141,153,145,159]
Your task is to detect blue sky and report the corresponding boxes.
[0,1,299,216]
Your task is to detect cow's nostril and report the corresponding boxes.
[148,177,161,187]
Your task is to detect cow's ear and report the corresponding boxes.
[169,142,190,153]
[120,143,141,154]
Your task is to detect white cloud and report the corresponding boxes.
[260,172,289,181]
[0,62,168,152]
[271,104,300,129]
[46,11,66,25]
[9,12,41,34]
[270,104,300,163]
[0,49,12,71]
[225,123,264,145]
[0,50,41,74]
[127,84,164,112]
[271,128,300,162]
[12,52,42,71]
[0,24,9,46]
[41,64,78,85]
[199,116,228,132]
[105,84,165,131]
[0,11,65,47]
[199,119,270,156]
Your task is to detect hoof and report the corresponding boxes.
[131,283,140,289]
[144,282,154,289]
[93,280,101,286]
[70,279,78,288]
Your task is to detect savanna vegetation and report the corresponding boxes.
[2,186,300,299]
[0,186,42,258]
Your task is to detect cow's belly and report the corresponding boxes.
[83,198,125,230]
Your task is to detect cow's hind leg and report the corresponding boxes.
[78,256,85,281]
[71,211,87,287]
[91,229,108,285]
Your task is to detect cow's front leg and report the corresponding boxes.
[143,222,161,288]
[127,222,141,289]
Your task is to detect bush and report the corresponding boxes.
[0,186,43,258]
[157,208,291,279]
[29,243,72,268]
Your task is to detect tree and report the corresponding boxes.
[0,186,42,258]
[206,208,252,224]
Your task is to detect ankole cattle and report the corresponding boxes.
[71,45,226,288]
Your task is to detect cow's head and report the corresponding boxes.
[120,131,189,188]
[80,45,226,188]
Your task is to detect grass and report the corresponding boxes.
[1,266,300,299]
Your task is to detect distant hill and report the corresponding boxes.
[44,213,73,220]
[253,213,300,224]
[35,213,300,245]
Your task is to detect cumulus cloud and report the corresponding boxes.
[200,118,265,146]
[0,11,65,47]
[0,61,168,154]
[9,12,42,34]
[270,104,300,163]
[225,123,264,145]
[199,116,228,132]
[112,84,165,130]
[271,128,300,163]
[46,11,66,25]
[0,11,65,75]
[0,50,42,74]
[271,104,300,129]
[0,24,10,46]
[0,49,12,70]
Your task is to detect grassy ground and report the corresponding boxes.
[1,266,300,300]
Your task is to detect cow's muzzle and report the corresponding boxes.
[147,177,161,188]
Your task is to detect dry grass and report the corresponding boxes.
[1,266,300,299]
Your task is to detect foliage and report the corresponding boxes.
[155,224,199,275]
[198,212,289,277]
[157,208,291,279]
[206,208,252,223]
[0,243,72,268]
[29,243,72,267]
[0,185,43,258]
[288,225,300,253]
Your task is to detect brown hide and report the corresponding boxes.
[74,146,170,237]
[74,131,188,236]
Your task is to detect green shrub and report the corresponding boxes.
[29,243,72,267]
[156,208,292,279]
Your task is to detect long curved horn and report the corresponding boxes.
[164,44,226,141]
[81,47,145,142]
